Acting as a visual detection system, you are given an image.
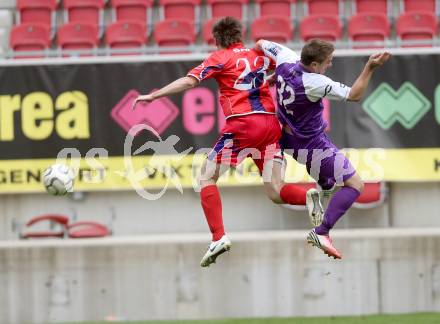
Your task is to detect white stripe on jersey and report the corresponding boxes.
[303,73,351,102]
[259,40,351,102]
[260,40,300,67]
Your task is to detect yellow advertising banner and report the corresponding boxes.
[0,148,439,194]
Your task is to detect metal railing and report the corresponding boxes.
[2,38,440,65]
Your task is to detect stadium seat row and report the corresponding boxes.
[19,182,387,240]
[8,0,440,56]
[283,182,388,211]
[15,0,440,25]
[20,214,111,239]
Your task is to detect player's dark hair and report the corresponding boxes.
[212,17,243,49]
[300,39,335,66]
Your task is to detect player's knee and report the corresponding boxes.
[264,185,283,204]
[345,174,364,193]
[267,190,283,204]
[199,177,217,188]
[350,179,364,193]
[357,180,365,193]
[269,192,279,203]
[199,165,220,185]
[268,193,282,204]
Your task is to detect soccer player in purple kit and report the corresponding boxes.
[255,39,390,259]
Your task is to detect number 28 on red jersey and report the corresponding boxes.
[187,43,276,119]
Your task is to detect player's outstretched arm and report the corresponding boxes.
[347,52,391,102]
[254,39,266,52]
[132,76,199,110]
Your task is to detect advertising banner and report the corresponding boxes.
[0,54,439,193]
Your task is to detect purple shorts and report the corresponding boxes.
[280,131,356,190]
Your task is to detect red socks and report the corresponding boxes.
[280,184,307,205]
[200,183,305,241]
[200,185,224,241]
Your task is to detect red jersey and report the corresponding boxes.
[187,43,276,119]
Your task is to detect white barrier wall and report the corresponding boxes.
[1,228,440,324]
[2,182,440,240]
[389,183,440,226]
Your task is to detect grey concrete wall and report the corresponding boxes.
[2,182,440,241]
[1,229,440,324]
[389,182,440,227]
[0,182,398,240]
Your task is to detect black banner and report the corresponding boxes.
[1,54,440,162]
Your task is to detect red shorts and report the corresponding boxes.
[208,113,282,172]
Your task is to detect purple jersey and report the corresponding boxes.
[260,41,351,139]
[260,40,356,189]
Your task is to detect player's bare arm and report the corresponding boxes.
[132,76,199,110]
[347,52,391,102]
[254,39,265,52]
[251,40,277,85]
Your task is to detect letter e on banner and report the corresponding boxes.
[183,88,214,135]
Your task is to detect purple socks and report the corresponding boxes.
[315,186,360,235]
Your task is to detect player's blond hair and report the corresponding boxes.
[212,17,243,49]
[301,39,335,65]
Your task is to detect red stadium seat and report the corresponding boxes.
[57,22,99,55]
[63,0,105,27]
[303,0,341,16]
[397,11,438,47]
[300,14,342,41]
[348,13,390,48]
[20,214,111,239]
[17,0,57,27]
[254,0,295,17]
[251,16,293,43]
[202,17,219,45]
[282,182,387,210]
[353,0,389,15]
[402,0,436,13]
[159,0,201,21]
[67,221,110,238]
[21,214,69,239]
[154,18,195,50]
[206,0,249,20]
[111,0,153,22]
[106,20,147,54]
[10,23,51,58]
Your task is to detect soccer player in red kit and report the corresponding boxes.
[133,17,323,267]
